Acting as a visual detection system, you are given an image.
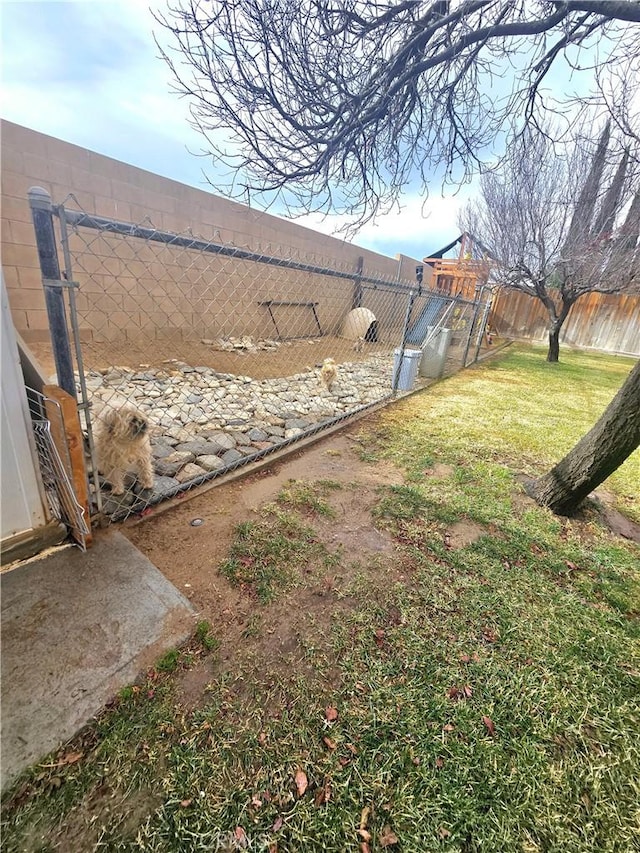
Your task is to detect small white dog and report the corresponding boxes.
[94,396,154,495]
[320,357,338,392]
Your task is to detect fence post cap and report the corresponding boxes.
[28,186,52,210]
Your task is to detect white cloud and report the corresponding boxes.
[294,189,477,260]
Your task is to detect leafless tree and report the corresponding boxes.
[155,1,640,229]
[461,122,640,362]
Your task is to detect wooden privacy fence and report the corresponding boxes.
[490,289,640,356]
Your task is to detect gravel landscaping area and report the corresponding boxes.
[86,351,398,514]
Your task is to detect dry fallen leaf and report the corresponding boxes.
[447,686,460,700]
[294,769,308,797]
[179,799,192,808]
[438,827,451,839]
[323,736,337,750]
[268,844,278,853]
[459,653,471,663]
[258,732,267,746]
[435,756,445,769]
[360,805,371,829]
[379,825,399,847]
[482,627,499,643]
[346,743,358,755]
[325,706,339,722]
[463,684,473,698]
[234,826,248,847]
[357,829,372,842]
[272,816,284,832]
[443,723,455,732]
[251,794,263,808]
[360,843,371,853]
[565,560,578,571]
[314,779,331,806]
[482,715,496,735]
[40,751,84,769]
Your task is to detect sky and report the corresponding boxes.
[0,0,477,260]
[0,0,616,261]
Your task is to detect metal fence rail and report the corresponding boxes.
[28,189,491,523]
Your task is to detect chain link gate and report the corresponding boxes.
[28,188,491,525]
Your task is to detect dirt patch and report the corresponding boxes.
[511,490,539,512]
[29,336,394,382]
[446,520,487,549]
[124,431,403,614]
[314,485,396,556]
[425,463,455,479]
[596,505,640,544]
[126,427,405,708]
[18,782,162,853]
[176,660,218,711]
[514,481,640,544]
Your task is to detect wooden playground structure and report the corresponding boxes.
[423,233,493,301]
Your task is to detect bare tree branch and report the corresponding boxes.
[155,1,640,229]
[460,123,640,361]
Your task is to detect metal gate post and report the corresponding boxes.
[472,297,492,363]
[462,292,483,367]
[28,187,76,398]
[392,287,417,393]
[57,203,104,516]
[351,256,364,310]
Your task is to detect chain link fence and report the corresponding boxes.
[29,190,491,523]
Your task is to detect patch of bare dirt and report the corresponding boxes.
[424,463,455,479]
[511,490,539,512]
[128,429,405,710]
[594,504,640,543]
[513,481,640,544]
[29,336,393,382]
[315,484,396,556]
[176,660,217,711]
[445,520,487,549]
[125,432,403,613]
[18,783,162,853]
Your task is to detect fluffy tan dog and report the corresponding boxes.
[94,399,154,495]
[320,357,338,392]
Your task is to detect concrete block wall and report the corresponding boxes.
[1,120,425,345]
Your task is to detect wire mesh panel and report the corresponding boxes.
[26,388,90,549]
[42,197,491,522]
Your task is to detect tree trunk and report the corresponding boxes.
[529,360,640,515]
[544,298,575,363]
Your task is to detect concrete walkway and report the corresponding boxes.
[1,531,195,790]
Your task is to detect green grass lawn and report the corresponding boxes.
[2,345,639,853]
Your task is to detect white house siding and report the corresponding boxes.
[1,275,47,540]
